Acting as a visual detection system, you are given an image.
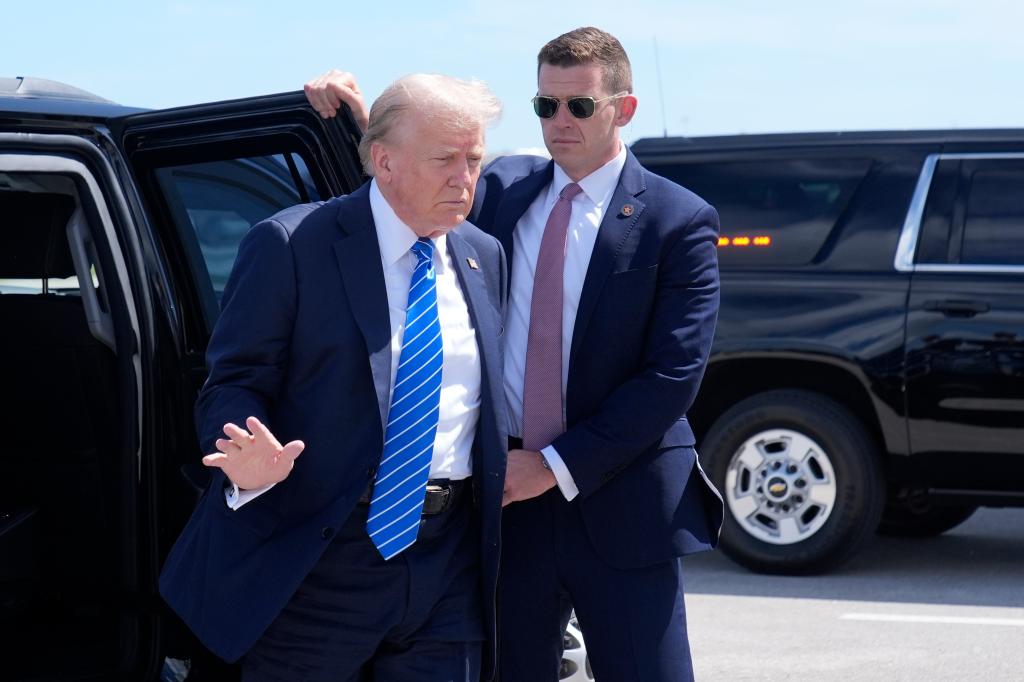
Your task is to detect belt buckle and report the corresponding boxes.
[424,484,451,515]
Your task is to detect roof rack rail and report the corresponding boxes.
[0,77,113,103]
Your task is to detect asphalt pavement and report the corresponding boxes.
[684,507,1024,681]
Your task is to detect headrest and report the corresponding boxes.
[0,191,77,279]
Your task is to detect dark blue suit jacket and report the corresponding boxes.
[471,149,723,569]
[159,183,508,668]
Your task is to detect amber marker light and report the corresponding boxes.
[718,235,773,248]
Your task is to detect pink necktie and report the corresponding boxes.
[522,182,583,451]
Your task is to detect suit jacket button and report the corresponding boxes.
[321,527,333,540]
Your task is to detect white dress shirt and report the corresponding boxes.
[505,144,628,501]
[227,180,480,509]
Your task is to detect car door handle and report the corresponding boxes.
[922,299,990,317]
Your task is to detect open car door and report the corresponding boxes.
[110,92,364,679]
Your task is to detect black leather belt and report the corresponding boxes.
[359,478,468,516]
[508,436,523,449]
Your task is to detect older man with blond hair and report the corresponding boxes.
[159,74,509,681]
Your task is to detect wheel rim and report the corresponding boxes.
[560,613,594,681]
[724,428,837,545]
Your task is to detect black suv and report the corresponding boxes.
[0,77,364,680]
[633,131,1024,575]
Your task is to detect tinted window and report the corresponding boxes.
[915,159,960,264]
[0,274,88,295]
[647,158,871,267]
[155,153,321,299]
[961,162,1024,265]
[0,189,94,295]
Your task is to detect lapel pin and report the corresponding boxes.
[621,203,635,217]
[466,257,480,270]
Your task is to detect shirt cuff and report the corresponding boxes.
[540,446,579,501]
[224,481,276,510]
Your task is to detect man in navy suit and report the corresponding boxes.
[309,26,724,682]
[160,74,508,681]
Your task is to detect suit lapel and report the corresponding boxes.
[332,184,392,432]
[568,151,648,369]
[491,161,554,283]
[446,231,501,411]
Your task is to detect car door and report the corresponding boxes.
[109,93,364,678]
[904,153,1024,493]
[0,132,149,682]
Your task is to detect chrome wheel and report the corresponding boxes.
[724,428,837,545]
[560,612,594,681]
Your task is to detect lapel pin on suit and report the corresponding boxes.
[466,257,480,270]
[620,203,635,217]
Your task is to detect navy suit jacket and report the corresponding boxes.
[471,149,723,569]
[159,183,508,669]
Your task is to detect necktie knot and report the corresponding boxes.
[559,182,583,202]
[411,238,434,265]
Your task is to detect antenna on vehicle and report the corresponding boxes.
[653,37,668,137]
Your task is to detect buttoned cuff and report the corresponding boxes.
[540,446,579,501]
[224,481,276,510]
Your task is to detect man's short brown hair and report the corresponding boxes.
[537,26,632,95]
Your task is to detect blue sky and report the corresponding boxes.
[6,1,1023,153]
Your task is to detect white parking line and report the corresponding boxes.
[841,613,1024,627]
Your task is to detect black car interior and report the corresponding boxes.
[0,186,123,676]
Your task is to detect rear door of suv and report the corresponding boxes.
[903,151,1024,494]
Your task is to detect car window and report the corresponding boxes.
[960,161,1024,266]
[0,189,98,295]
[647,158,872,268]
[0,273,94,295]
[915,159,960,265]
[154,153,322,299]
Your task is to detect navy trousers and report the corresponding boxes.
[498,488,694,682]
[242,490,483,682]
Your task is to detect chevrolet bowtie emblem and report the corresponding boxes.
[621,204,635,217]
[466,257,479,270]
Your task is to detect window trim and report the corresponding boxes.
[0,152,140,352]
[896,152,1024,273]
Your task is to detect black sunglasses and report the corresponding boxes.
[531,91,628,119]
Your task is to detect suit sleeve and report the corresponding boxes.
[193,218,298,482]
[551,203,721,498]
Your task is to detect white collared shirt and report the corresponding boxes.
[504,144,628,501]
[371,181,480,481]
[227,180,479,509]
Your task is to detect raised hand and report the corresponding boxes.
[304,69,369,133]
[202,416,305,491]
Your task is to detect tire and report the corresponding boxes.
[877,497,977,538]
[701,389,884,575]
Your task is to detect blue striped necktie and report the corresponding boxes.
[367,237,443,560]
